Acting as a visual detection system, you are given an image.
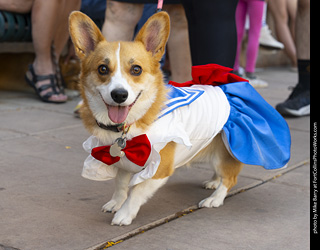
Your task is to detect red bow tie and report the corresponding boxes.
[91,134,151,167]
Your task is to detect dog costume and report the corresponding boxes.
[82,64,291,186]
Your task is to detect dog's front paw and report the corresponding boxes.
[198,196,224,208]
[102,193,127,213]
[102,200,122,213]
[111,207,136,226]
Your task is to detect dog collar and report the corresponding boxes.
[96,120,130,133]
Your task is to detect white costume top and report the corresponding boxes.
[82,85,230,187]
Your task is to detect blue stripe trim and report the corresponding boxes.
[158,86,204,118]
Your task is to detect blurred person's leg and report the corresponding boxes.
[276,0,310,116]
[0,0,33,13]
[28,0,67,102]
[52,0,81,91]
[287,0,297,40]
[296,0,310,60]
[102,1,143,41]
[295,0,310,95]
[245,0,264,74]
[268,0,297,68]
[233,0,247,73]
[54,0,81,57]
[243,0,268,88]
[0,0,66,102]
[163,4,191,82]
[259,2,284,50]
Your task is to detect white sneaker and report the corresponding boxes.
[259,25,284,50]
[245,72,269,88]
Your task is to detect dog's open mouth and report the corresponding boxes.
[101,91,142,124]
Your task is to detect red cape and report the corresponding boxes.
[168,64,248,87]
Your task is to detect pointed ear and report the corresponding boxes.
[69,11,105,60]
[134,11,170,61]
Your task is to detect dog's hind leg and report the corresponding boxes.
[199,133,243,208]
[102,169,132,213]
[203,173,221,190]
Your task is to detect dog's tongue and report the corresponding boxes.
[108,105,129,124]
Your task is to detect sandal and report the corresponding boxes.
[25,64,67,104]
[51,44,66,95]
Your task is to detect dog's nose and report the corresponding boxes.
[111,88,128,104]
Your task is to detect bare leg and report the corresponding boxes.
[102,2,191,82]
[287,0,297,40]
[53,0,81,57]
[51,0,81,90]
[275,0,310,116]
[0,0,33,13]
[164,5,192,82]
[30,0,67,102]
[102,1,144,41]
[295,0,310,60]
[0,0,70,102]
[269,0,297,67]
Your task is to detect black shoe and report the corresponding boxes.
[276,88,310,117]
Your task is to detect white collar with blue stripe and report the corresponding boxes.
[158,85,204,118]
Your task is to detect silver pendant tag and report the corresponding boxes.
[110,138,126,158]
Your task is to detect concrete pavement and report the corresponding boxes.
[0,67,310,250]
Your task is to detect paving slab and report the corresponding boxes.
[110,164,310,250]
[0,67,311,250]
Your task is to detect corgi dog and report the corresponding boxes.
[69,11,290,226]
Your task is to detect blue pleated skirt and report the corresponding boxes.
[220,81,291,170]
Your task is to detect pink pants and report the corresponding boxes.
[233,0,265,73]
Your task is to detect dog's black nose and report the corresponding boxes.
[111,89,128,104]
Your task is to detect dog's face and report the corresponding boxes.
[69,11,170,129]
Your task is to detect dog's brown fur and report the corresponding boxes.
[69,11,244,226]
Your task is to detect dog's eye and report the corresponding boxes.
[98,65,109,75]
[130,65,142,76]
